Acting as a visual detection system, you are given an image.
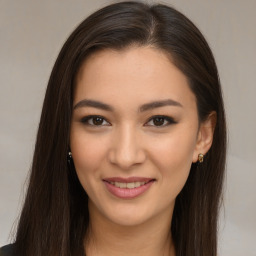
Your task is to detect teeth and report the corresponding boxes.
[135,181,141,187]
[111,181,146,188]
[119,182,126,188]
[127,182,135,189]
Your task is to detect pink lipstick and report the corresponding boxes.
[103,177,155,199]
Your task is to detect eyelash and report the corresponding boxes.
[80,115,177,127]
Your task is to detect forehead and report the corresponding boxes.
[74,46,196,110]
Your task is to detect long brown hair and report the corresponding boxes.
[14,2,226,255]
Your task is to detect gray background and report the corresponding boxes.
[0,0,255,255]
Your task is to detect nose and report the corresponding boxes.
[108,125,146,170]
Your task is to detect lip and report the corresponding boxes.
[103,177,155,199]
[103,176,153,183]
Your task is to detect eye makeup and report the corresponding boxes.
[79,115,177,128]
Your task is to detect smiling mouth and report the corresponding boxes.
[106,180,151,189]
[103,177,156,199]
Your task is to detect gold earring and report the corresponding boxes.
[198,153,204,163]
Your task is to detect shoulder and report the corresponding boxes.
[0,244,16,256]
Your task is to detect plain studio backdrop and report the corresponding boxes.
[0,0,255,255]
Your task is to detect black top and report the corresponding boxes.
[0,244,15,256]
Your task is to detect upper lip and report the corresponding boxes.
[103,177,155,183]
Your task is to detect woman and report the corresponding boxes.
[0,1,226,256]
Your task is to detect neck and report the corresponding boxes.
[84,201,176,256]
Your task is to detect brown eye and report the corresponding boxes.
[80,115,110,126]
[92,117,104,125]
[146,115,177,127]
[153,117,165,126]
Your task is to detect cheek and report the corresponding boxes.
[150,131,196,167]
[70,132,107,182]
[149,129,197,194]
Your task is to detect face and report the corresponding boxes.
[70,46,203,227]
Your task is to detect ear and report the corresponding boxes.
[192,111,216,163]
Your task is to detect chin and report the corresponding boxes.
[91,199,155,227]
[106,211,152,227]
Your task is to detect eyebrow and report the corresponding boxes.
[73,99,183,112]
